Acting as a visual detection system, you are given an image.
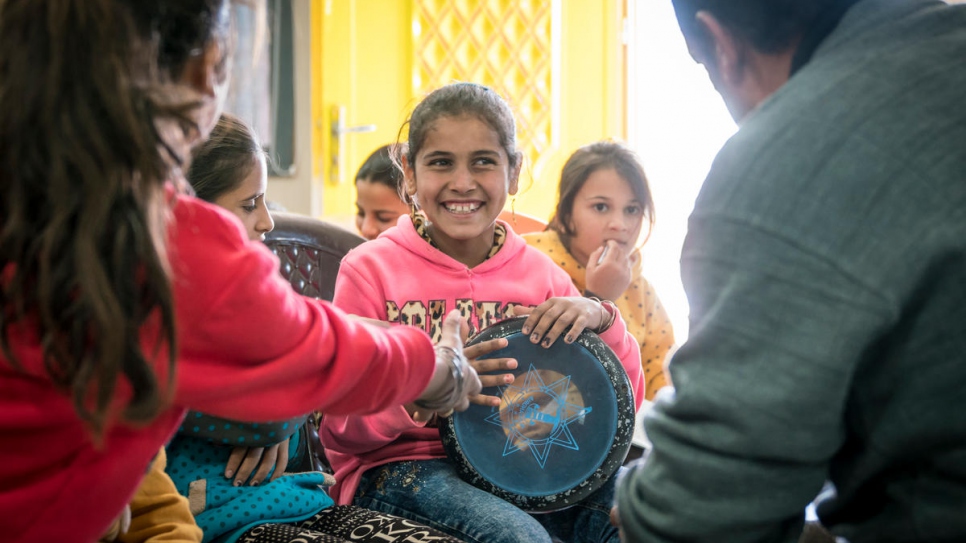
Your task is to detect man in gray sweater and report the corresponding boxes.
[614,0,966,541]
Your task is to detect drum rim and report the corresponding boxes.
[439,316,635,513]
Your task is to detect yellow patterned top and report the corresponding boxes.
[523,230,675,400]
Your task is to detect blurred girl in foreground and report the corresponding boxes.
[0,2,479,541]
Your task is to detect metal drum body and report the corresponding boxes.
[440,316,635,512]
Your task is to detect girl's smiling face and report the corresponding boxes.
[404,115,519,267]
[567,167,644,266]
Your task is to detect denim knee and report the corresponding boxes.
[355,459,552,543]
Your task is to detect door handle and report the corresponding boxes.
[330,105,376,184]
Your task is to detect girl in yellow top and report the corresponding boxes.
[100,449,202,543]
[523,141,674,400]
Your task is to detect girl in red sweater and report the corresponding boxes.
[0,2,479,542]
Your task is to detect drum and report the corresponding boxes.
[439,316,635,512]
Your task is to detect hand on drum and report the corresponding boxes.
[514,297,608,347]
[410,310,483,422]
[463,336,517,408]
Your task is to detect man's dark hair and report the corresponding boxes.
[671,0,850,54]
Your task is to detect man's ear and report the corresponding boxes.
[179,42,224,97]
[694,11,746,88]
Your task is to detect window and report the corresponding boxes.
[225,0,296,176]
[626,0,737,341]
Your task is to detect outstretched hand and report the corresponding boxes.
[410,310,483,422]
[464,336,517,408]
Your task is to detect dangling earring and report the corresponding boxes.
[511,197,517,225]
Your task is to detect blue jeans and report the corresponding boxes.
[353,459,621,543]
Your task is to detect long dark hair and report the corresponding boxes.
[0,0,230,438]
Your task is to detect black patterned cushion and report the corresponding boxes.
[260,212,365,473]
[264,212,365,301]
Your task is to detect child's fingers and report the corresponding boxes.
[588,245,606,269]
[542,307,592,348]
[224,446,246,479]
[471,356,517,374]
[459,314,470,344]
[469,392,502,408]
[521,298,569,343]
[233,447,265,486]
[250,444,279,486]
[520,299,556,335]
[478,372,515,390]
[508,305,533,317]
[438,309,464,351]
[269,440,290,482]
[464,337,508,360]
[522,298,599,348]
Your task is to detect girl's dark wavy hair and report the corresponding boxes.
[0,0,230,438]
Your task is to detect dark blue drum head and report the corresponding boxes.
[440,316,635,512]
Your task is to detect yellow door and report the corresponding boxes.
[313,0,626,227]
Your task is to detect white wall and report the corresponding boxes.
[626,0,737,343]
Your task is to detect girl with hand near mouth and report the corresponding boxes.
[524,141,675,400]
[320,83,644,543]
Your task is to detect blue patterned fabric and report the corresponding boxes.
[166,418,334,543]
[182,411,307,446]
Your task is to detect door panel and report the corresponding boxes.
[315,0,624,226]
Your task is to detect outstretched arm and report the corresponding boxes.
[168,198,438,421]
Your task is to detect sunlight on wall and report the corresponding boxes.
[626,0,737,343]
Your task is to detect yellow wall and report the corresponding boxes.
[275,1,625,228]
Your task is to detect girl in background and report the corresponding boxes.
[104,449,203,543]
[0,2,478,541]
[190,114,276,242]
[354,144,410,240]
[524,141,675,400]
[321,82,645,543]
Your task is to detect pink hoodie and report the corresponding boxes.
[321,215,644,504]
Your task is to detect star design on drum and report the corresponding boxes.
[484,364,593,468]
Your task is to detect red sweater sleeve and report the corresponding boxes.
[167,196,435,420]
